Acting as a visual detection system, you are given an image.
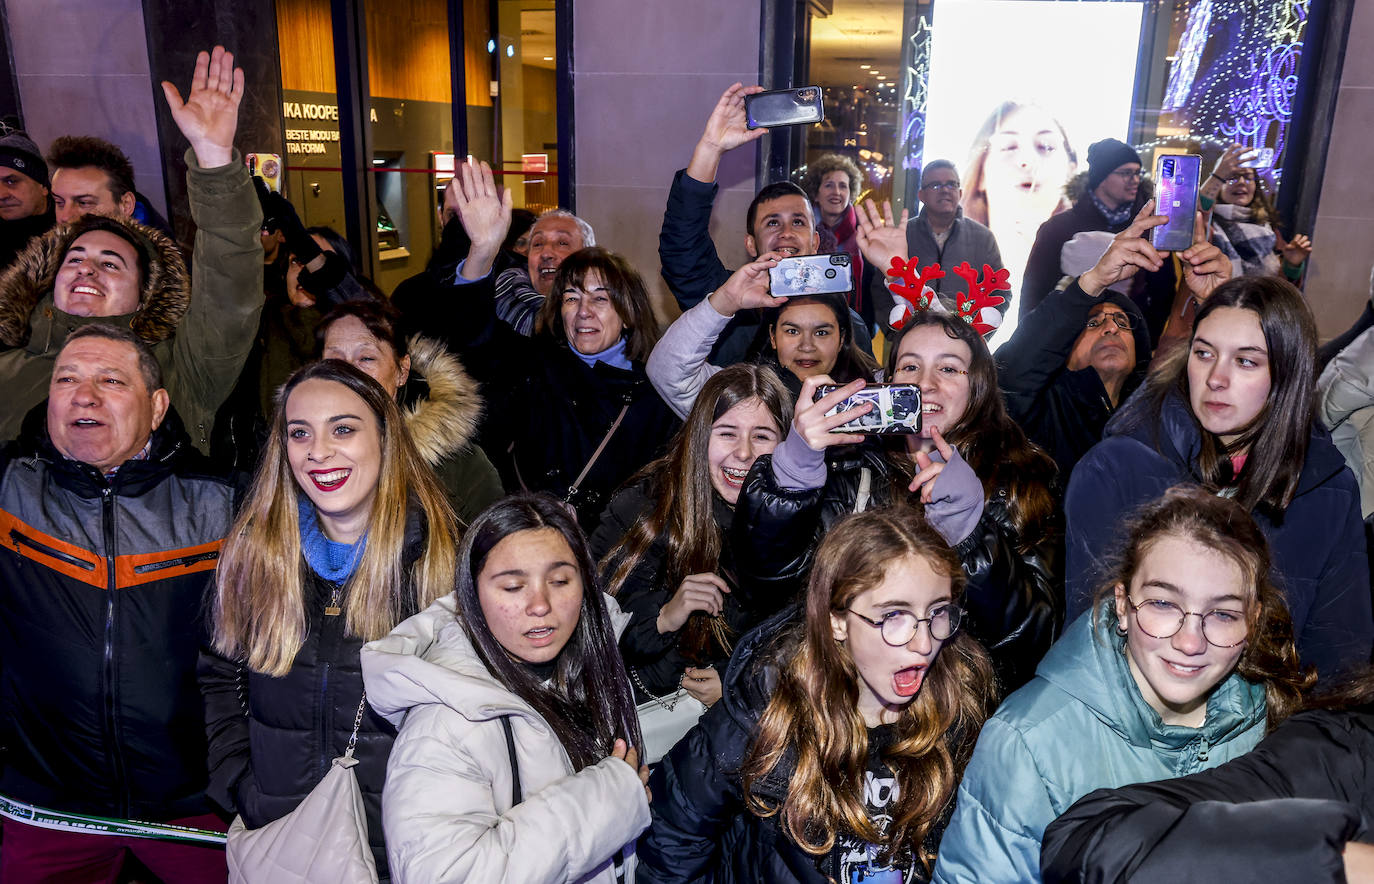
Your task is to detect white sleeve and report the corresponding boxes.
[646,298,732,419]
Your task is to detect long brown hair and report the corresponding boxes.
[1091,485,1314,729]
[601,364,792,656]
[885,312,1059,540]
[740,507,996,874]
[1118,276,1317,514]
[535,246,660,362]
[212,360,459,676]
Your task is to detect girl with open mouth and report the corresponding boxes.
[639,506,996,884]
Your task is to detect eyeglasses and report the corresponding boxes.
[1122,597,1249,648]
[846,604,965,646]
[1085,312,1133,331]
[920,181,960,191]
[1113,168,1144,181]
[1224,175,1255,186]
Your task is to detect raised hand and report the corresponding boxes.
[1179,209,1231,302]
[1079,201,1167,297]
[1280,233,1313,267]
[450,159,513,281]
[161,46,245,169]
[657,573,731,634]
[687,83,767,183]
[1201,143,1257,199]
[707,252,788,317]
[792,375,870,451]
[908,427,985,545]
[855,199,910,270]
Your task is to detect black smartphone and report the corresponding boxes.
[1151,153,1202,252]
[745,86,824,129]
[815,383,922,434]
[768,253,852,297]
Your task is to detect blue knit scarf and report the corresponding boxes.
[297,497,366,582]
[570,335,631,370]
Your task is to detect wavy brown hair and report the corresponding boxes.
[740,507,996,874]
[535,246,660,362]
[212,360,459,676]
[601,364,792,657]
[884,311,1060,543]
[1091,485,1315,729]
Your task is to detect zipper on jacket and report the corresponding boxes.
[131,550,220,574]
[318,654,332,780]
[101,486,130,817]
[9,529,96,570]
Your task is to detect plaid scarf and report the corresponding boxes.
[1211,204,1279,278]
[1091,192,1133,228]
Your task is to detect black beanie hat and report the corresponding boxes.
[1087,138,1141,193]
[0,132,49,188]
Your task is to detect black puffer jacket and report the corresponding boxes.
[199,514,429,879]
[0,406,236,822]
[640,607,832,884]
[734,445,1061,691]
[590,478,807,699]
[1040,704,1374,883]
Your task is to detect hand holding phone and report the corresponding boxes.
[769,253,852,297]
[745,86,824,129]
[815,383,922,434]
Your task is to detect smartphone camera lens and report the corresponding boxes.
[825,268,836,279]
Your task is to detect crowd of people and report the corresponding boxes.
[0,48,1371,884]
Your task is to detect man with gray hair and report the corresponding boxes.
[492,207,596,335]
[868,158,1004,332]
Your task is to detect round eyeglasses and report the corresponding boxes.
[846,604,965,646]
[1085,312,1133,331]
[1123,597,1249,648]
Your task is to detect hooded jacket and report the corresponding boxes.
[1065,392,1372,678]
[0,151,263,452]
[1040,703,1374,883]
[0,403,236,822]
[932,609,1268,884]
[400,335,503,524]
[361,594,650,884]
[996,277,1152,477]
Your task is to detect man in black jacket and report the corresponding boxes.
[0,130,54,269]
[0,325,235,881]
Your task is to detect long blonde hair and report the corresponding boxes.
[740,507,996,874]
[212,360,459,676]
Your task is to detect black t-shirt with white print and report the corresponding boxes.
[826,724,926,884]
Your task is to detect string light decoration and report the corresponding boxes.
[894,0,1312,189]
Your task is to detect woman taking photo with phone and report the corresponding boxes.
[736,308,1061,689]
[934,487,1314,884]
[201,360,461,879]
[1065,275,1371,678]
[591,364,794,757]
[646,255,878,419]
[362,493,651,883]
[1203,143,1313,282]
[639,506,996,884]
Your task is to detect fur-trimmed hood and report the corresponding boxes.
[0,214,190,348]
[404,334,484,466]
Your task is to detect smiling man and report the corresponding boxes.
[0,46,263,453]
[658,83,872,367]
[0,325,237,880]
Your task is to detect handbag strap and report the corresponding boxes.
[567,401,631,499]
[344,692,368,759]
[499,715,523,806]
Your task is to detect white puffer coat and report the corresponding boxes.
[362,594,650,883]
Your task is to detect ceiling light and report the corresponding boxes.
[860,64,870,70]
[543,56,553,61]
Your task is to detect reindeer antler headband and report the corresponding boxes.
[885,256,1010,337]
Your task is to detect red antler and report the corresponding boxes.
[885,256,946,329]
[949,262,1010,336]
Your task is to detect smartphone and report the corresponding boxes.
[1151,153,1201,252]
[247,153,283,193]
[1241,147,1274,169]
[769,253,852,297]
[745,86,824,129]
[815,383,922,434]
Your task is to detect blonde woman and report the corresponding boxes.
[200,359,460,880]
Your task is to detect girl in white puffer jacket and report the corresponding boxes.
[363,493,651,883]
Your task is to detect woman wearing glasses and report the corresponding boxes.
[1202,143,1313,282]
[933,486,1314,884]
[1064,275,1371,678]
[639,506,996,884]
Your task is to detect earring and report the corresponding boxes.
[1115,622,1128,637]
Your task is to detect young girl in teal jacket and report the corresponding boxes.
[933,486,1313,884]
